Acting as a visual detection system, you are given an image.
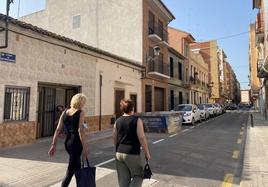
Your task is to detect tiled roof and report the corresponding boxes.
[0,14,144,69]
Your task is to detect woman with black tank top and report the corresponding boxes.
[48,93,89,187]
[113,99,151,187]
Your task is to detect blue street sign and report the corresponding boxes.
[0,52,16,63]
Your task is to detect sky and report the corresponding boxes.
[0,0,258,89]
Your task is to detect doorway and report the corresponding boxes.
[115,89,125,118]
[37,84,80,138]
[155,87,165,111]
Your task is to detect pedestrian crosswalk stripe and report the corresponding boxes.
[232,150,240,159]
[221,173,234,187]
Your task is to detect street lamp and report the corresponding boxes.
[143,45,161,78]
[0,0,13,49]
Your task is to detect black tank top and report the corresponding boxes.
[116,115,140,155]
[63,110,81,135]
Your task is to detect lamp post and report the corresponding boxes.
[144,45,161,78]
[0,0,13,49]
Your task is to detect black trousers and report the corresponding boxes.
[62,135,83,187]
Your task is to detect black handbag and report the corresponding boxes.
[75,158,96,187]
[143,161,152,179]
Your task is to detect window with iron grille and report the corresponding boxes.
[4,86,30,121]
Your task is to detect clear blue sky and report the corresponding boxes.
[163,0,257,89]
[0,0,257,89]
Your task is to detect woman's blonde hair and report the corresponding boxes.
[70,93,88,109]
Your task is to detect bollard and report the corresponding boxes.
[250,114,254,127]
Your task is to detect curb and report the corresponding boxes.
[239,113,251,187]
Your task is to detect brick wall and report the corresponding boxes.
[0,121,36,148]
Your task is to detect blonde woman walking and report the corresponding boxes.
[48,93,88,187]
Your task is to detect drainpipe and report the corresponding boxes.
[99,72,103,131]
[0,0,13,49]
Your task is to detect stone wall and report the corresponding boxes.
[0,121,36,148]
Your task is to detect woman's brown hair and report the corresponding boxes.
[120,99,134,114]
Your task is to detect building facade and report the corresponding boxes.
[252,0,268,116]
[168,27,209,104]
[168,47,186,110]
[21,0,175,112]
[249,23,260,108]
[0,15,143,147]
[191,41,221,103]
[217,49,228,103]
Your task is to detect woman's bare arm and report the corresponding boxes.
[137,118,151,160]
[113,122,117,146]
[51,111,64,146]
[78,111,88,156]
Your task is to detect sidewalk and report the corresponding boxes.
[240,111,268,187]
[0,128,157,187]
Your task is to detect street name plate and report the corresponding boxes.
[0,52,16,63]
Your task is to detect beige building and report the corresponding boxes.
[249,23,260,108]
[191,41,221,103]
[252,0,268,114]
[168,27,209,104]
[21,0,175,112]
[168,47,186,110]
[0,15,143,147]
[217,49,228,103]
[188,47,209,104]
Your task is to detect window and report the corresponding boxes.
[184,41,189,57]
[170,57,174,77]
[148,11,155,34]
[73,15,81,29]
[158,19,164,39]
[178,62,183,80]
[145,85,152,112]
[130,94,137,113]
[179,92,183,104]
[4,86,30,121]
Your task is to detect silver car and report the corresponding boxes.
[197,104,210,120]
[204,103,217,117]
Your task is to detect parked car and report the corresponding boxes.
[197,104,210,120]
[214,103,223,115]
[225,104,238,110]
[204,103,217,117]
[174,104,201,125]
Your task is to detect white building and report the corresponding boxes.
[0,14,143,147]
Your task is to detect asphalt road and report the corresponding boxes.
[0,110,249,187]
[94,110,249,187]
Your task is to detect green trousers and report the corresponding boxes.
[115,152,143,187]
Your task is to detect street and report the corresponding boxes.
[0,110,249,187]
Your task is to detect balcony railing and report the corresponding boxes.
[257,58,268,78]
[148,24,168,43]
[147,59,170,79]
[256,11,264,33]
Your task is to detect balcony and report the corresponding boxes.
[148,24,168,47]
[257,58,268,78]
[147,59,170,79]
[255,11,265,43]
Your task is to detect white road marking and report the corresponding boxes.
[190,126,195,129]
[95,158,115,167]
[152,139,165,144]
[169,133,178,137]
[182,129,189,133]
